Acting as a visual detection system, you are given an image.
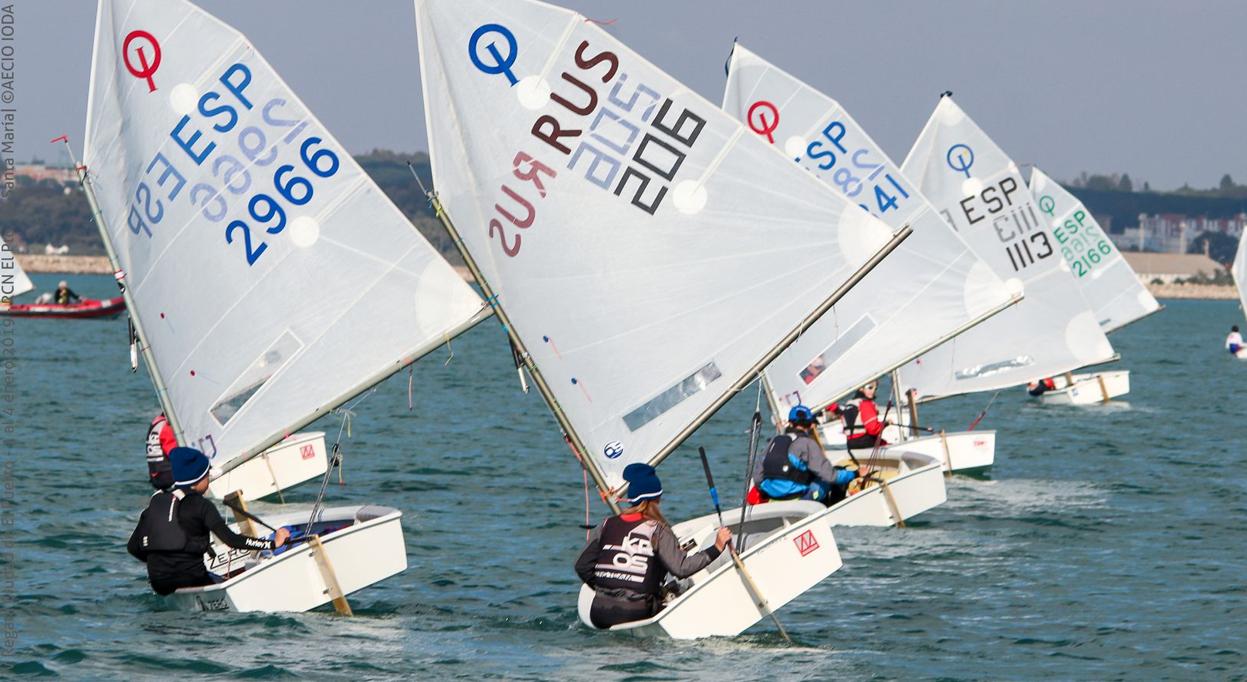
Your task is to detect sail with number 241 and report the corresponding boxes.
[722,43,1019,417]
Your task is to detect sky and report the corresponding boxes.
[12,0,1247,191]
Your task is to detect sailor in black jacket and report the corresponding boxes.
[575,463,731,628]
[127,447,290,596]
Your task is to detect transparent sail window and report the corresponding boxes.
[623,362,723,432]
[954,356,1034,380]
[798,316,876,385]
[209,331,304,426]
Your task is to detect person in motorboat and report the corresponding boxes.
[575,463,732,629]
[127,447,290,596]
[1226,325,1243,355]
[748,404,859,506]
[54,280,81,305]
[145,412,176,490]
[841,381,887,450]
[1027,377,1057,397]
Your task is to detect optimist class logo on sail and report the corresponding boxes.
[745,99,912,220]
[940,144,1050,275]
[116,27,342,268]
[468,22,708,258]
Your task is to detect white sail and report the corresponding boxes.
[1028,168,1159,333]
[0,234,34,301]
[898,96,1114,400]
[722,45,1016,414]
[84,0,485,471]
[1233,225,1247,317]
[415,0,900,490]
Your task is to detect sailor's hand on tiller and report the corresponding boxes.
[273,528,291,548]
[714,527,732,551]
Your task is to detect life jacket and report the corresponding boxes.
[840,397,879,439]
[759,434,815,499]
[138,489,189,553]
[591,515,664,599]
[146,415,173,489]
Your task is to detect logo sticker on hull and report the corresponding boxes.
[794,529,819,557]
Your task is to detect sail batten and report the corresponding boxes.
[85,0,486,471]
[897,96,1115,400]
[415,0,900,491]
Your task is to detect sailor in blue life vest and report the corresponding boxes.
[1226,325,1243,355]
[145,412,177,489]
[749,405,859,506]
[575,463,732,629]
[127,447,290,596]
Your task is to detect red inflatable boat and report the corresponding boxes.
[0,296,126,319]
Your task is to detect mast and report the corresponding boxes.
[59,138,185,445]
[422,186,621,513]
[889,369,907,443]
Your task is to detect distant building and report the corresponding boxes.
[1134,212,1247,253]
[1121,252,1224,283]
[14,164,75,185]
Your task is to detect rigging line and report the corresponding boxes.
[737,379,764,553]
[303,388,376,536]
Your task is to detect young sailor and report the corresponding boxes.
[750,405,858,505]
[841,381,887,450]
[575,463,731,629]
[1226,325,1243,356]
[127,447,289,596]
[145,412,176,489]
[54,280,81,305]
[1028,377,1058,396]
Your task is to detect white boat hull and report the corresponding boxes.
[820,422,995,473]
[168,505,405,613]
[823,450,946,525]
[575,453,945,640]
[1032,370,1129,405]
[884,431,996,473]
[208,432,329,501]
[578,501,842,639]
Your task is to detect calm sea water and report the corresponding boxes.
[4,273,1244,679]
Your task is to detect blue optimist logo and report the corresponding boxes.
[946,143,974,178]
[603,441,624,459]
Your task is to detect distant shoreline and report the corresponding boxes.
[15,254,1234,300]
[1146,282,1236,300]
[17,254,479,283]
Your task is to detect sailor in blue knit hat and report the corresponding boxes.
[127,447,290,595]
[574,463,732,628]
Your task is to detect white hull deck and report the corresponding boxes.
[884,431,996,473]
[168,504,405,613]
[1032,370,1130,405]
[823,450,946,525]
[578,501,842,639]
[821,423,995,473]
[208,432,329,501]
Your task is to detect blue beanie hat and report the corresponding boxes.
[170,447,211,488]
[622,463,662,504]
